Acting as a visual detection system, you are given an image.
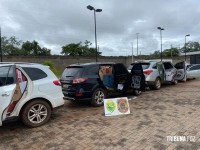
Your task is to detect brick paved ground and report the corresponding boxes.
[1,78,200,150]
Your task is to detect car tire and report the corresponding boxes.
[149,78,161,90]
[91,88,107,107]
[21,100,51,127]
[133,90,142,96]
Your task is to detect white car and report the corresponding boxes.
[186,64,200,79]
[174,62,200,80]
[0,63,64,127]
[128,61,179,90]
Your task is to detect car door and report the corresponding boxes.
[130,63,146,91]
[113,63,130,92]
[157,62,165,81]
[0,65,16,126]
[174,61,186,81]
[187,65,200,79]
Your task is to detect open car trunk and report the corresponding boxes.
[99,63,145,93]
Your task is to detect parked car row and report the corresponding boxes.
[60,62,146,107]
[1,61,199,128]
[128,60,200,90]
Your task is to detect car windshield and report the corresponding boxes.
[62,67,83,77]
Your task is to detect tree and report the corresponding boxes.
[162,48,179,57]
[181,41,200,53]
[22,40,51,56]
[61,42,82,56]
[61,40,102,56]
[1,36,22,55]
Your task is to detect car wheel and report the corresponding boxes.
[21,100,51,127]
[149,78,161,90]
[133,90,142,96]
[91,88,107,107]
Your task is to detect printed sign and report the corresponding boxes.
[104,97,130,116]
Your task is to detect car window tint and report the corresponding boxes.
[152,63,157,69]
[0,66,15,86]
[22,67,47,81]
[114,64,128,75]
[190,65,200,71]
[140,63,150,69]
[62,67,83,77]
[174,62,184,69]
[84,66,98,76]
[163,62,173,69]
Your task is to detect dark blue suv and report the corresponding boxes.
[60,62,145,107]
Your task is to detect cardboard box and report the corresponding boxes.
[99,66,112,75]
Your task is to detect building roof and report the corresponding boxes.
[180,51,200,56]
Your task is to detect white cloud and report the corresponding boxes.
[1,0,200,56]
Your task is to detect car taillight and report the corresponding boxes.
[53,80,61,86]
[73,77,88,84]
[143,70,153,75]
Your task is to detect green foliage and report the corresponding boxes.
[1,36,51,56]
[43,60,58,75]
[180,41,200,52]
[22,40,51,56]
[1,36,22,55]
[61,40,102,56]
[162,48,179,57]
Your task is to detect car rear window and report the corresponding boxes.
[22,67,48,81]
[62,67,83,77]
[140,63,150,69]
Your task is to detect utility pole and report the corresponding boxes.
[136,33,139,56]
[131,42,133,63]
[171,44,172,58]
[0,27,2,62]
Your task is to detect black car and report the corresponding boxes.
[60,62,145,107]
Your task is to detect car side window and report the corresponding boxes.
[152,63,157,69]
[189,65,200,71]
[84,66,98,76]
[0,66,15,87]
[163,62,173,69]
[22,67,47,81]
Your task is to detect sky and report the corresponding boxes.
[1,0,200,56]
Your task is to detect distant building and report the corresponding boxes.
[180,51,200,64]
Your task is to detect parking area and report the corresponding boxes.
[1,79,200,150]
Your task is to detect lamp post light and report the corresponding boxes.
[0,27,2,62]
[157,27,164,61]
[185,34,190,61]
[87,5,102,62]
[136,33,139,56]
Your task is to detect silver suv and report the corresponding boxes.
[128,61,178,90]
[0,62,64,127]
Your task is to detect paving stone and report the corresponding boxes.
[1,79,200,149]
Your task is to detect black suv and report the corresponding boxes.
[60,62,145,106]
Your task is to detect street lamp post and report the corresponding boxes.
[0,27,2,62]
[157,27,164,62]
[136,33,139,56]
[87,5,102,62]
[185,34,190,61]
